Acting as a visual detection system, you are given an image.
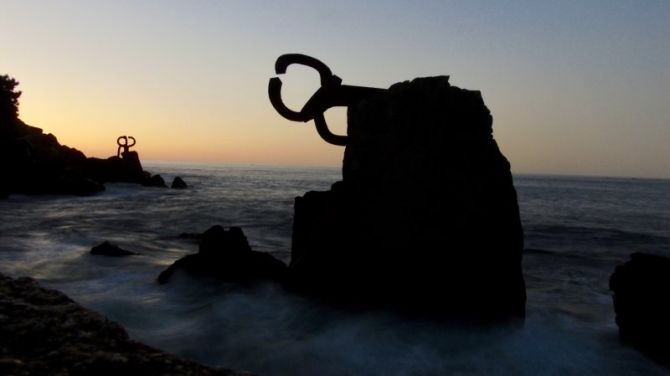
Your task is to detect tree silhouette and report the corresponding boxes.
[0,74,22,120]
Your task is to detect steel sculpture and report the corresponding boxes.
[117,135,136,158]
[268,54,385,146]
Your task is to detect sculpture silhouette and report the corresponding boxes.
[270,54,526,320]
[268,54,385,145]
[116,135,136,158]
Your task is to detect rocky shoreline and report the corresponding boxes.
[0,273,250,376]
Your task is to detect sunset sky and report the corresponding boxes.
[2,1,668,177]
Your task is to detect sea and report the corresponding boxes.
[0,163,668,375]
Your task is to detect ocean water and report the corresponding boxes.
[0,163,668,375]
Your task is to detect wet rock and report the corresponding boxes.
[289,76,525,319]
[171,176,188,189]
[57,176,105,196]
[158,225,287,284]
[0,272,249,375]
[610,252,670,363]
[90,241,137,256]
[84,152,148,184]
[143,174,167,188]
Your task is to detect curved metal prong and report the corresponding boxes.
[313,113,347,146]
[275,54,334,86]
[268,77,312,122]
[127,136,136,147]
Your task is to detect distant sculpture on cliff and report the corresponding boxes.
[117,135,136,158]
[0,74,166,196]
[269,54,526,320]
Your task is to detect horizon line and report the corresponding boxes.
[141,159,670,181]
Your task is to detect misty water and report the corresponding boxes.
[0,163,669,375]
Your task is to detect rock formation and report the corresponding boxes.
[84,152,148,185]
[158,225,287,284]
[0,273,249,375]
[90,241,137,256]
[0,75,167,196]
[0,117,105,196]
[143,173,168,188]
[610,252,670,364]
[171,176,188,189]
[288,76,526,319]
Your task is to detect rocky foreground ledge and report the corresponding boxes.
[0,273,250,376]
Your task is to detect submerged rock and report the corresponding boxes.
[0,273,249,375]
[90,241,137,256]
[289,76,525,320]
[158,225,287,284]
[171,176,188,189]
[610,252,670,363]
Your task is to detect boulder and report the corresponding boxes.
[288,76,525,319]
[0,273,248,375]
[171,176,188,189]
[90,241,137,256]
[158,225,287,284]
[143,174,167,188]
[610,252,670,363]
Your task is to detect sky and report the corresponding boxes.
[1,0,669,177]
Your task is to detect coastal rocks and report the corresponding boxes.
[0,118,106,196]
[0,77,165,196]
[85,152,168,188]
[158,225,287,284]
[143,174,167,188]
[0,117,161,195]
[289,76,526,319]
[171,176,188,189]
[84,152,148,184]
[610,252,670,363]
[90,241,137,256]
[0,273,248,375]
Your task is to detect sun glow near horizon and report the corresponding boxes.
[3,0,669,178]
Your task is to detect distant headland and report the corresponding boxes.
[0,75,182,197]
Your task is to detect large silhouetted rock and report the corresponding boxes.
[289,76,525,319]
[610,252,670,364]
[158,225,287,284]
